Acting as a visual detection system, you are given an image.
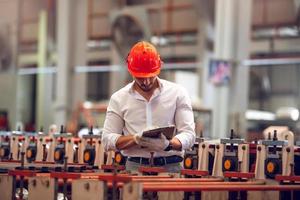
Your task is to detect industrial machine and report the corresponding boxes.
[81,126,104,167]
[255,129,294,179]
[0,125,300,200]
[53,129,75,164]
[183,135,214,174]
[295,140,300,176]
[0,131,10,160]
[25,135,37,163]
[212,129,249,177]
[0,158,300,200]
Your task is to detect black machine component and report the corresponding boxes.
[114,151,126,165]
[54,125,67,164]
[0,141,10,159]
[295,141,300,176]
[263,130,284,179]
[222,156,238,172]
[26,136,37,163]
[221,129,244,172]
[295,155,300,176]
[265,157,282,179]
[83,145,95,165]
[26,143,37,163]
[184,147,198,169]
[83,126,97,166]
[183,137,214,173]
[184,137,203,170]
[54,143,65,164]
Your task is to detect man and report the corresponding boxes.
[102,41,195,172]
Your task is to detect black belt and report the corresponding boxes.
[127,155,183,166]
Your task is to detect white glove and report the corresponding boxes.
[134,133,169,151]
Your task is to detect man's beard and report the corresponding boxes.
[137,82,153,92]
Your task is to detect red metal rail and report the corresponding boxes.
[142,184,300,192]
[8,170,36,177]
[138,166,166,173]
[131,178,223,183]
[276,175,300,182]
[224,172,255,179]
[101,165,125,171]
[181,169,209,176]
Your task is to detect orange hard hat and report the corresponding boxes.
[126,41,162,78]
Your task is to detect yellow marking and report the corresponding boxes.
[54,150,61,160]
[184,157,192,168]
[0,148,5,157]
[224,159,232,170]
[267,162,275,173]
[84,151,91,162]
[26,149,32,158]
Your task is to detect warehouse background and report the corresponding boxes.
[0,0,300,141]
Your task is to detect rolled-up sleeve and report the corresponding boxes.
[102,95,124,151]
[174,87,195,150]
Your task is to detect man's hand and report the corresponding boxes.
[134,133,169,151]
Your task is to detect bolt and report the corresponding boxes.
[216,145,220,150]
[45,180,50,188]
[286,147,290,153]
[242,146,246,150]
[129,184,133,193]
[230,129,234,139]
[20,152,25,169]
[257,146,261,151]
[273,130,277,141]
[64,156,68,172]
[238,161,242,172]
[202,144,206,149]
[84,183,90,191]
[89,126,93,135]
[290,163,295,176]
[32,179,37,187]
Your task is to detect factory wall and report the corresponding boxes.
[0,74,17,130]
[16,75,35,129]
[0,0,299,133]
[251,38,300,53]
[250,39,300,114]
[269,65,300,111]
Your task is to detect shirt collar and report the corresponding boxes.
[157,77,163,92]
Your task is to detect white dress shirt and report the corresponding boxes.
[102,78,195,158]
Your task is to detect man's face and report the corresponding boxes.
[134,76,157,92]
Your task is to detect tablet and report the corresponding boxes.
[142,125,176,140]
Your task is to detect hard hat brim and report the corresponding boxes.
[128,68,161,78]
